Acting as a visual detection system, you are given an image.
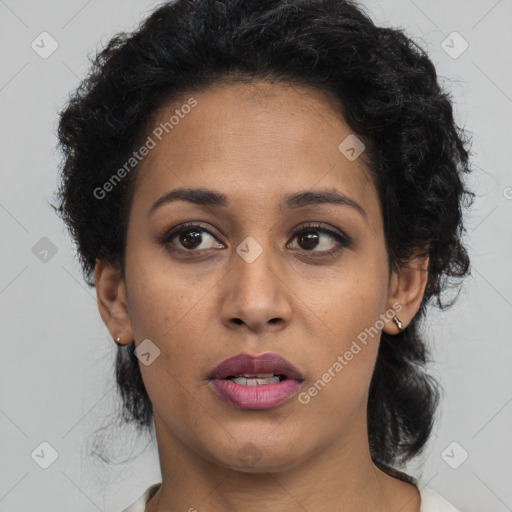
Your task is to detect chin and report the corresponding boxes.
[206,438,309,474]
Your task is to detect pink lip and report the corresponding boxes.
[209,353,304,410]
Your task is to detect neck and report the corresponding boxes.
[144,409,419,512]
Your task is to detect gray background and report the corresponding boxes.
[1,0,511,511]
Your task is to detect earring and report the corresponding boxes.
[393,316,404,331]
[114,336,123,346]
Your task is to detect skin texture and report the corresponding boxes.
[95,81,428,512]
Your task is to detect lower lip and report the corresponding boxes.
[211,378,303,409]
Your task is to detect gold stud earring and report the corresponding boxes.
[393,316,404,331]
[114,336,123,346]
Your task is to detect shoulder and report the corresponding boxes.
[418,483,461,511]
[120,483,161,512]
[398,471,460,512]
[379,466,460,512]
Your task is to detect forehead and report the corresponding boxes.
[130,80,378,222]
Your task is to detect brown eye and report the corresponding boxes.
[297,231,321,250]
[158,221,351,258]
[178,229,204,250]
[288,223,351,257]
[158,223,225,252]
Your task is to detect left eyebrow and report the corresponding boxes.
[282,189,367,219]
[147,186,367,220]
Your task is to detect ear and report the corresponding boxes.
[94,258,134,346]
[382,250,429,335]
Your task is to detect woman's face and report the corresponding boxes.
[97,80,424,472]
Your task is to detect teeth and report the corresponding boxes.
[231,376,281,386]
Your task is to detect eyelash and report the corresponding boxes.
[157,221,352,258]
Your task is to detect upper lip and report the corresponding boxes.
[210,352,304,381]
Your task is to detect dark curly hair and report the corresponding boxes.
[52,0,474,483]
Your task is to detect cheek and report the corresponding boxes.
[294,261,387,415]
[297,329,380,433]
[125,245,207,337]
[125,248,215,369]
[300,253,388,345]
[126,272,211,422]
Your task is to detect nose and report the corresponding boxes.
[220,243,293,333]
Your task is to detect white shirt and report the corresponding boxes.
[121,480,460,511]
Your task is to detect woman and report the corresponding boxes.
[53,0,473,510]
